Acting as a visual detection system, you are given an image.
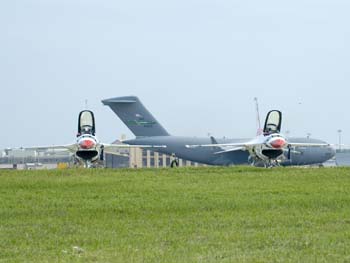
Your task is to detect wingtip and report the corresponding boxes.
[101,96,139,105]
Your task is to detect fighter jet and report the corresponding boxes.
[18,110,165,168]
[186,110,330,167]
[102,96,335,167]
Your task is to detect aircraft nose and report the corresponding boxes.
[79,139,96,149]
[269,138,286,149]
[329,146,336,158]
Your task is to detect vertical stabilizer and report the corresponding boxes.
[254,97,263,136]
[102,96,170,137]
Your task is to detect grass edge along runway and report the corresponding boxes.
[1,167,350,262]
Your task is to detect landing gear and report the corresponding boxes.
[248,156,265,167]
[84,160,92,168]
[97,145,105,168]
[265,159,280,168]
[249,156,280,168]
[73,156,104,169]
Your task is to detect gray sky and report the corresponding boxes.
[1,0,349,149]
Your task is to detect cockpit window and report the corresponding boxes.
[80,111,94,127]
[263,110,282,134]
[78,110,96,136]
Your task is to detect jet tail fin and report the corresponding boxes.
[102,96,170,137]
[254,97,263,136]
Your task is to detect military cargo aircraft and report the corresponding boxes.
[102,96,335,167]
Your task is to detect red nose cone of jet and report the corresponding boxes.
[270,138,286,149]
[80,139,95,149]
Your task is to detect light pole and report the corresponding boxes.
[307,133,311,139]
[337,129,342,151]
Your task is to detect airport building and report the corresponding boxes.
[0,139,203,169]
[0,148,72,169]
[105,147,202,169]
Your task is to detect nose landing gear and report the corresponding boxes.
[249,156,281,168]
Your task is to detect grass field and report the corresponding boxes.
[1,167,350,262]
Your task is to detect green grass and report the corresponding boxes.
[1,167,350,262]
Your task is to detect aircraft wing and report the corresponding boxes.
[186,141,260,155]
[287,142,331,147]
[185,141,259,149]
[189,141,331,148]
[17,144,77,153]
[214,147,246,154]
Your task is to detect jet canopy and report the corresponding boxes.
[78,110,96,136]
[263,110,282,135]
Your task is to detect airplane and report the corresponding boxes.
[185,110,331,167]
[102,96,335,167]
[18,110,166,168]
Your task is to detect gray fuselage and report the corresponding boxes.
[125,136,335,166]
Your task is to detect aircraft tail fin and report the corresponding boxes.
[254,97,263,136]
[102,96,170,137]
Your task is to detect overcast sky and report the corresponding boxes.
[0,0,349,149]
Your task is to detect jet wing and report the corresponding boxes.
[213,147,246,154]
[17,144,77,153]
[185,141,260,149]
[186,141,331,148]
[186,141,260,155]
[287,142,331,147]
